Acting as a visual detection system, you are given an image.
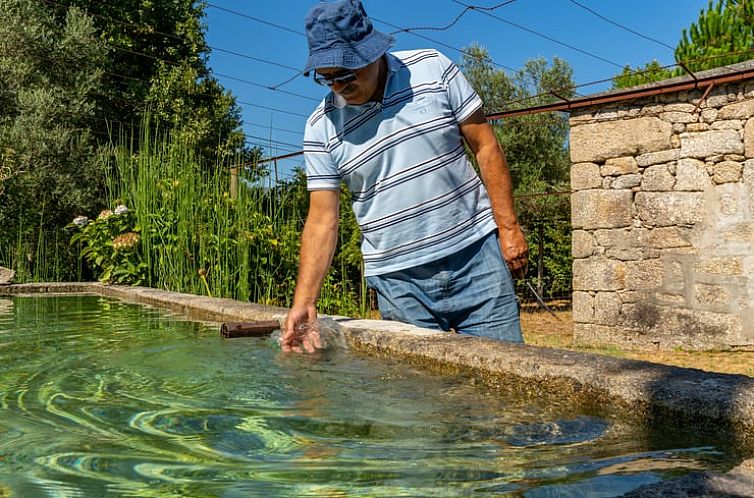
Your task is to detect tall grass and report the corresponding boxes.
[106,124,364,315]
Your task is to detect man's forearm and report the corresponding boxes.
[476,143,520,229]
[292,217,339,307]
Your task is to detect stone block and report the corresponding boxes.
[686,123,709,132]
[694,257,744,276]
[641,227,693,249]
[680,129,744,158]
[660,111,698,123]
[701,108,718,123]
[656,292,687,306]
[594,228,636,248]
[572,257,626,291]
[618,291,641,303]
[711,120,743,130]
[593,292,622,325]
[661,259,687,294]
[602,156,639,176]
[572,291,594,322]
[668,308,743,342]
[641,164,675,191]
[570,162,602,190]
[718,99,754,119]
[625,259,663,290]
[612,174,642,189]
[570,117,673,163]
[741,309,754,342]
[694,283,730,310]
[745,118,754,158]
[712,161,743,184]
[594,108,619,121]
[573,323,622,347]
[722,222,754,242]
[572,230,595,259]
[605,247,644,261]
[675,158,712,191]
[635,192,704,227]
[636,149,679,167]
[664,103,697,113]
[745,160,754,212]
[572,190,634,229]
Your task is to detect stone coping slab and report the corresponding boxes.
[2,282,753,495]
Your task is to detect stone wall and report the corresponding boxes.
[570,74,754,350]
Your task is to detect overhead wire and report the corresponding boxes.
[387,0,517,34]
[450,0,624,69]
[566,0,675,51]
[255,44,754,165]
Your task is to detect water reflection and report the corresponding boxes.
[0,295,736,497]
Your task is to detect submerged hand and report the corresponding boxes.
[499,225,528,279]
[281,305,324,354]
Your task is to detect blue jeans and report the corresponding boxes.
[366,230,523,342]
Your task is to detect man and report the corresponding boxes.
[281,0,528,353]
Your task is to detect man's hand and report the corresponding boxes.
[281,304,324,353]
[499,224,528,279]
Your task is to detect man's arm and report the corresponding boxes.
[281,189,340,353]
[459,108,528,278]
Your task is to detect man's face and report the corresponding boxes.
[315,58,382,105]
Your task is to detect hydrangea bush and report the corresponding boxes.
[67,204,147,284]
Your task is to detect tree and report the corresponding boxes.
[460,45,574,198]
[675,0,754,72]
[0,0,105,277]
[613,0,754,88]
[460,45,575,291]
[50,0,246,166]
[612,60,673,90]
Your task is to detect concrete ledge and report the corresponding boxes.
[2,283,754,495]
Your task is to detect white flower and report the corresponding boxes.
[72,216,89,227]
[114,204,129,215]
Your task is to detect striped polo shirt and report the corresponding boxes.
[303,49,496,276]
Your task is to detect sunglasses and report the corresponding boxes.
[313,70,358,87]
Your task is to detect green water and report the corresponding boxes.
[0,295,735,497]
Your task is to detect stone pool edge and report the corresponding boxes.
[2,282,754,495]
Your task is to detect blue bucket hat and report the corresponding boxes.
[303,0,395,75]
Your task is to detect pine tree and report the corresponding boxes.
[613,0,754,88]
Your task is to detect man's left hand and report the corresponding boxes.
[499,225,528,279]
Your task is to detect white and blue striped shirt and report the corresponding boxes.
[304,49,496,276]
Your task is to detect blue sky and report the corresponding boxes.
[204,0,710,179]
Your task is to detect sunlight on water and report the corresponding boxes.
[0,296,734,497]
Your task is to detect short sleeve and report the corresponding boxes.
[435,51,484,123]
[303,116,340,191]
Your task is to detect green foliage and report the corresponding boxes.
[613,0,754,88]
[68,207,147,284]
[676,0,754,72]
[460,45,574,287]
[0,0,105,278]
[612,60,673,89]
[0,0,249,283]
[56,0,246,165]
[99,123,365,315]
